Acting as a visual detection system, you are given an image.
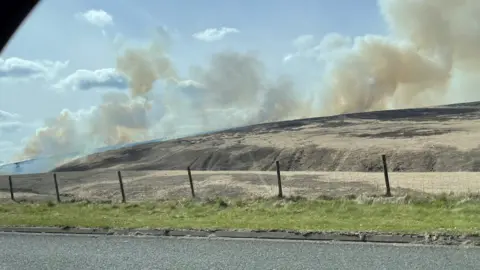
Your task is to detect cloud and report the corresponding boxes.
[76,9,114,28]
[176,80,206,97]
[0,110,24,135]
[17,46,311,162]
[292,34,315,50]
[283,33,352,63]
[192,27,239,42]
[16,0,480,167]
[0,110,20,121]
[315,33,352,53]
[0,121,23,134]
[54,68,128,91]
[0,57,68,80]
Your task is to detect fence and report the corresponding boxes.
[1,155,480,203]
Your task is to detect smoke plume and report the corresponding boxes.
[14,0,480,163]
[321,0,480,114]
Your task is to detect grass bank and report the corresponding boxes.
[1,196,480,234]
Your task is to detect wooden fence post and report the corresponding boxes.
[53,173,61,203]
[8,175,14,201]
[381,155,392,197]
[187,166,195,198]
[117,171,126,203]
[276,161,283,198]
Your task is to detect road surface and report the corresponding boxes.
[0,233,478,269]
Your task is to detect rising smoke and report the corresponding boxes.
[15,0,480,162]
[321,0,480,114]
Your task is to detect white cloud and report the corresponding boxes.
[282,53,298,63]
[0,110,20,121]
[0,111,41,134]
[0,110,25,136]
[0,121,23,134]
[53,68,128,91]
[312,33,352,61]
[292,34,315,50]
[176,79,205,90]
[0,57,68,80]
[192,27,239,42]
[283,33,353,63]
[76,9,114,28]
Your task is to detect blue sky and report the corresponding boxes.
[0,0,388,163]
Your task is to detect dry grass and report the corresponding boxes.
[241,118,480,151]
[51,105,480,173]
[2,170,480,203]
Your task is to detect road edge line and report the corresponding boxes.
[0,227,480,246]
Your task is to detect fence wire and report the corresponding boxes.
[2,164,480,203]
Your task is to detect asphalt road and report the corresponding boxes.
[0,233,479,270]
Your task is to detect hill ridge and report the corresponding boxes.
[53,101,480,173]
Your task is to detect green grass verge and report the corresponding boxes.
[1,197,480,234]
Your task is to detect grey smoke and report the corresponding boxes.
[16,0,480,163]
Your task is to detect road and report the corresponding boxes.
[0,233,478,270]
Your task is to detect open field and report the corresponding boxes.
[2,104,480,235]
[54,102,480,173]
[1,170,480,202]
[3,103,480,202]
[1,198,480,234]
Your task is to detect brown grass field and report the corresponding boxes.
[3,102,480,203]
[54,102,480,173]
[1,170,480,202]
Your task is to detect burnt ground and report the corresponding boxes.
[3,102,480,202]
[51,101,480,173]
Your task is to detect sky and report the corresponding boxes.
[1,0,480,166]
[0,0,385,163]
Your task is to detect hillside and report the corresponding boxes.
[54,102,480,172]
